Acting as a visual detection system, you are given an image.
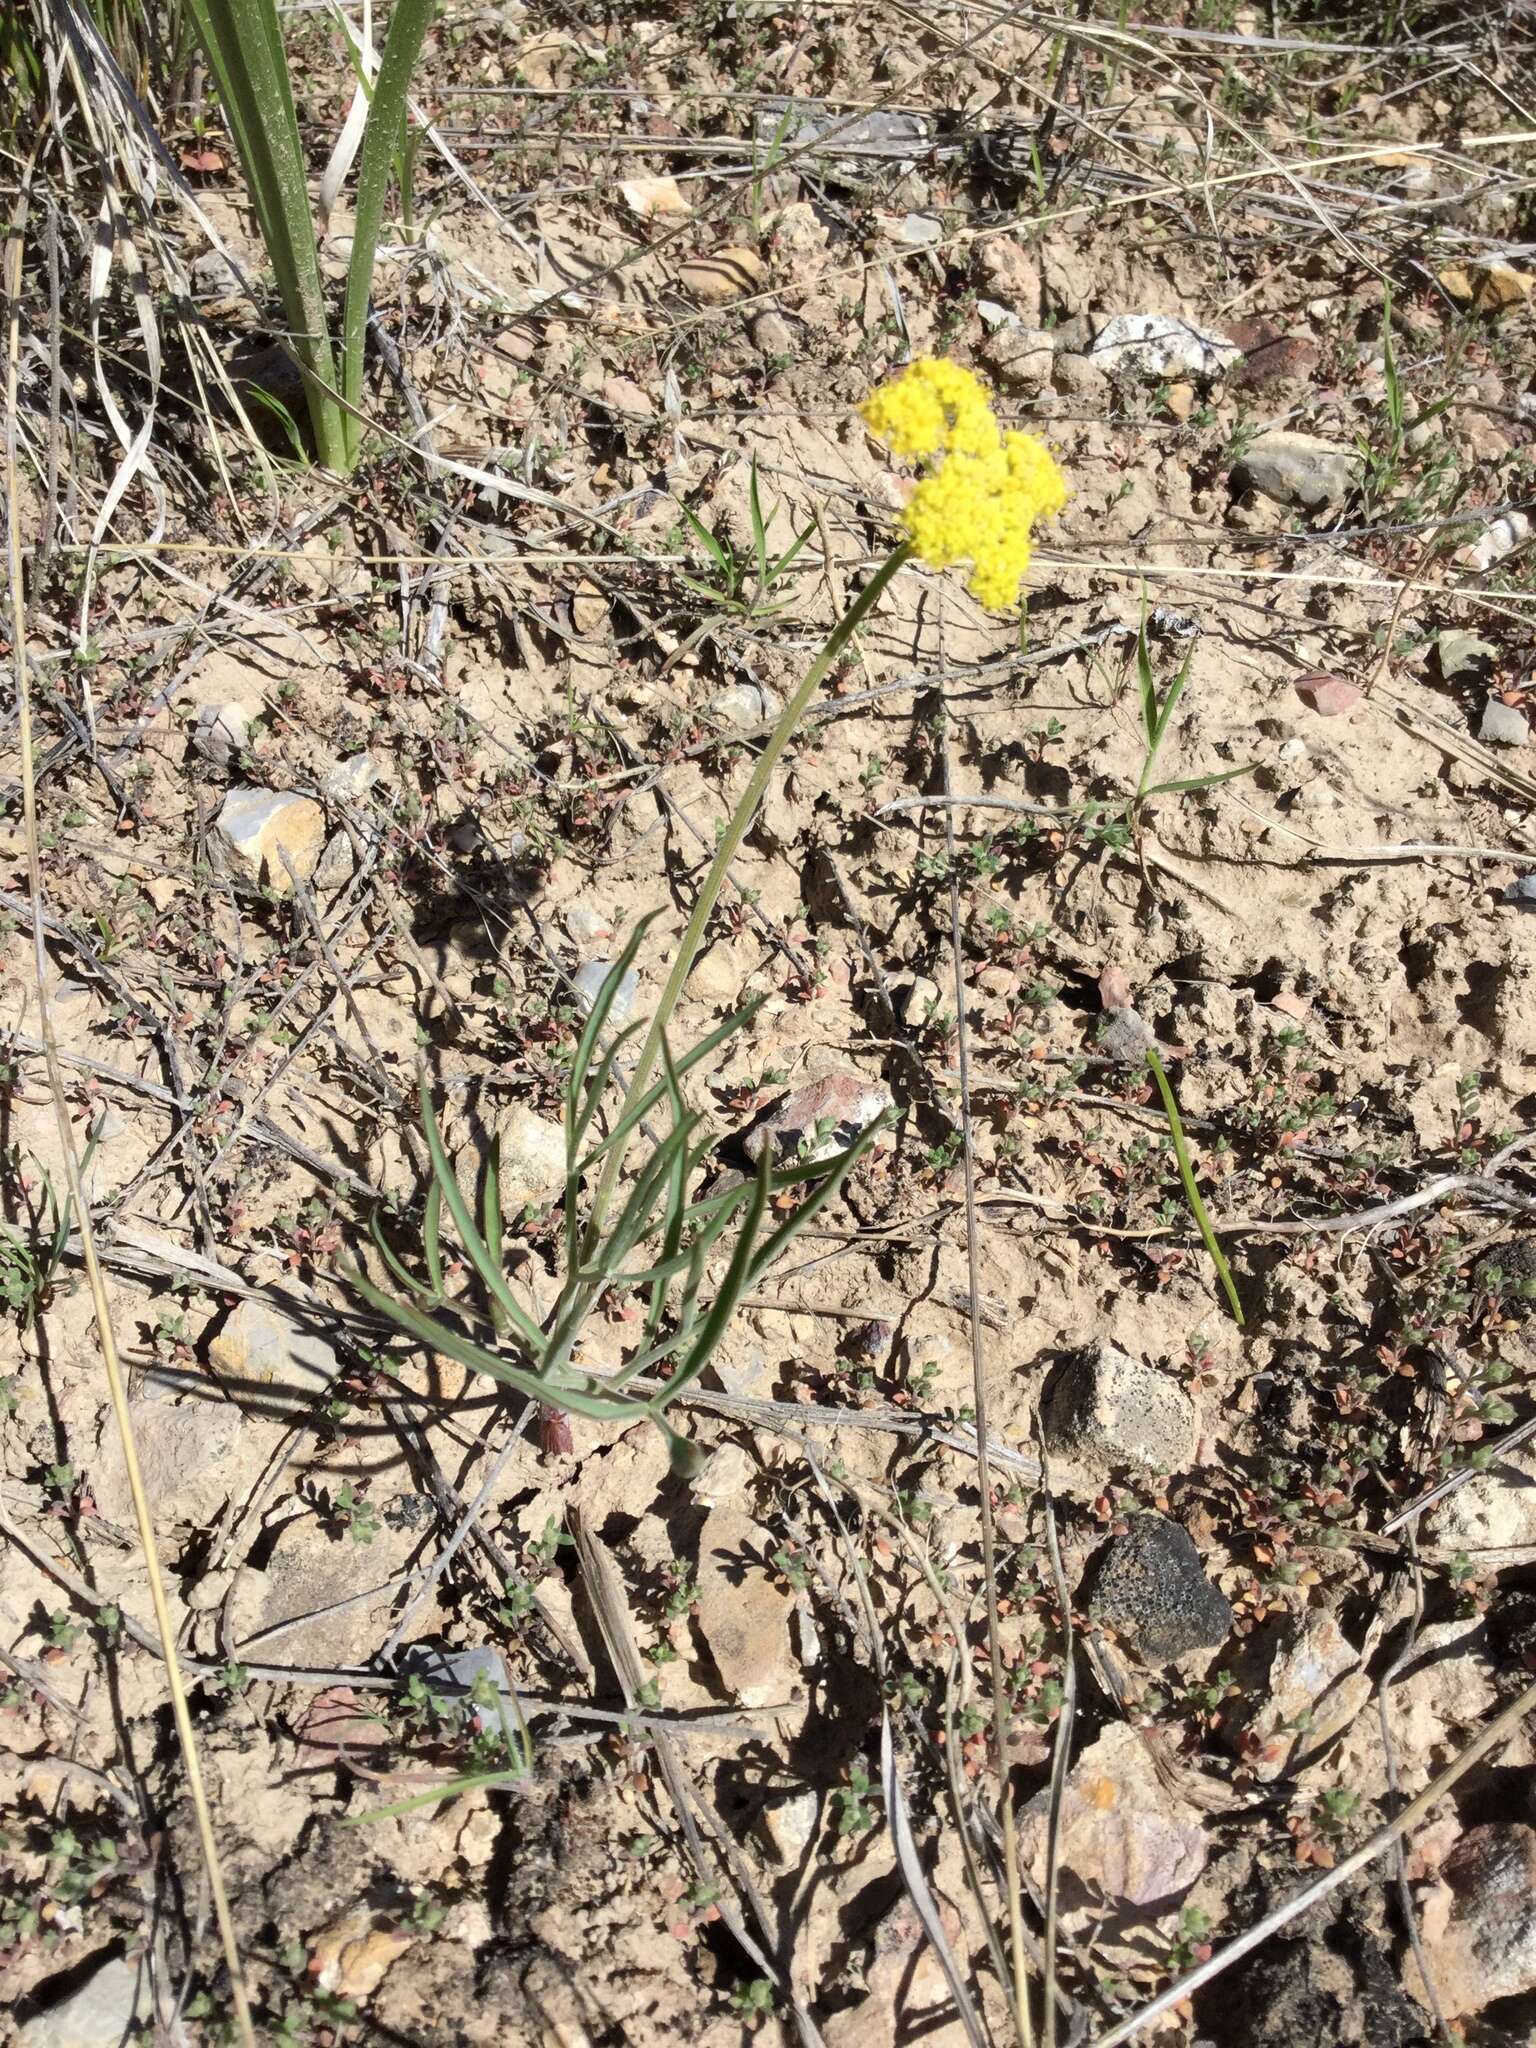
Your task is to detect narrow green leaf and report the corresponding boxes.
[1145,1050,1244,1325]
[418,1088,542,1349]
[749,456,770,591]
[768,516,817,584]
[1140,761,1257,800]
[654,1145,771,1410]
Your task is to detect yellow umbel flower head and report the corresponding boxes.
[859,359,1067,611]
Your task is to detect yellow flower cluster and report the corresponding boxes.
[858,359,1067,611]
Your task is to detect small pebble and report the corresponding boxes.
[572,959,640,1026]
[1478,697,1529,748]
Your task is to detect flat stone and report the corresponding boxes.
[87,1394,245,1526]
[214,786,325,894]
[1098,1005,1157,1063]
[1245,1610,1371,1779]
[705,681,780,730]
[19,1954,149,2048]
[572,959,639,1028]
[324,751,378,802]
[1436,630,1497,684]
[207,1297,338,1393]
[192,701,251,768]
[1020,1721,1207,1905]
[1235,432,1357,511]
[1417,1825,1536,2016]
[1086,1513,1232,1662]
[695,1505,797,1707]
[742,1070,893,1164]
[1293,672,1362,718]
[1087,311,1240,381]
[1226,318,1321,393]
[1478,696,1529,748]
[678,246,765,303]
[1043,1341,1198,1477]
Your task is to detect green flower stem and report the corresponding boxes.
[586,540,914,1245]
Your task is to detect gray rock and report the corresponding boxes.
[752,102,931,175]
[88,1395,245,1526]
[895,973,944,1026]
[396,1642,510,1733]
[1087,1513,1232,1662]
[1244,1611,1371,1780]
[981,322,1055,390]
[564,904,613,946]
[1503,875,1536,908]
[207,1297,338,1393]
[1235,431,1358,510]
[1052,351,1110,400]
[312,828,358,890]
[214,786,325,894]
[1043,1341,1197,1475]
[572,958,639,1027]
[19,1953,148,2048]
[192,248,241,297]
[748,310,795,356]
[1478,696,1529,747]
[1098,1005,1156,1063]
[323,751,378,802]
[705,681,781,730]
[1436,630,1497,683]
[897,212,941,245]
[1088,312,1240,382]
[192,700,251,768]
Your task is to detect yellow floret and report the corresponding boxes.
[858,357,998,460]
[861,360,1067,611]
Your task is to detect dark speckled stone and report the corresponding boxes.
[1087,1514,1232,1663]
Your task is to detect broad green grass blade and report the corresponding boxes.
[338,0,436,463]
[182,0,348,469]
[1145,1049,1244,1324]
[348,1266,638,1418]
